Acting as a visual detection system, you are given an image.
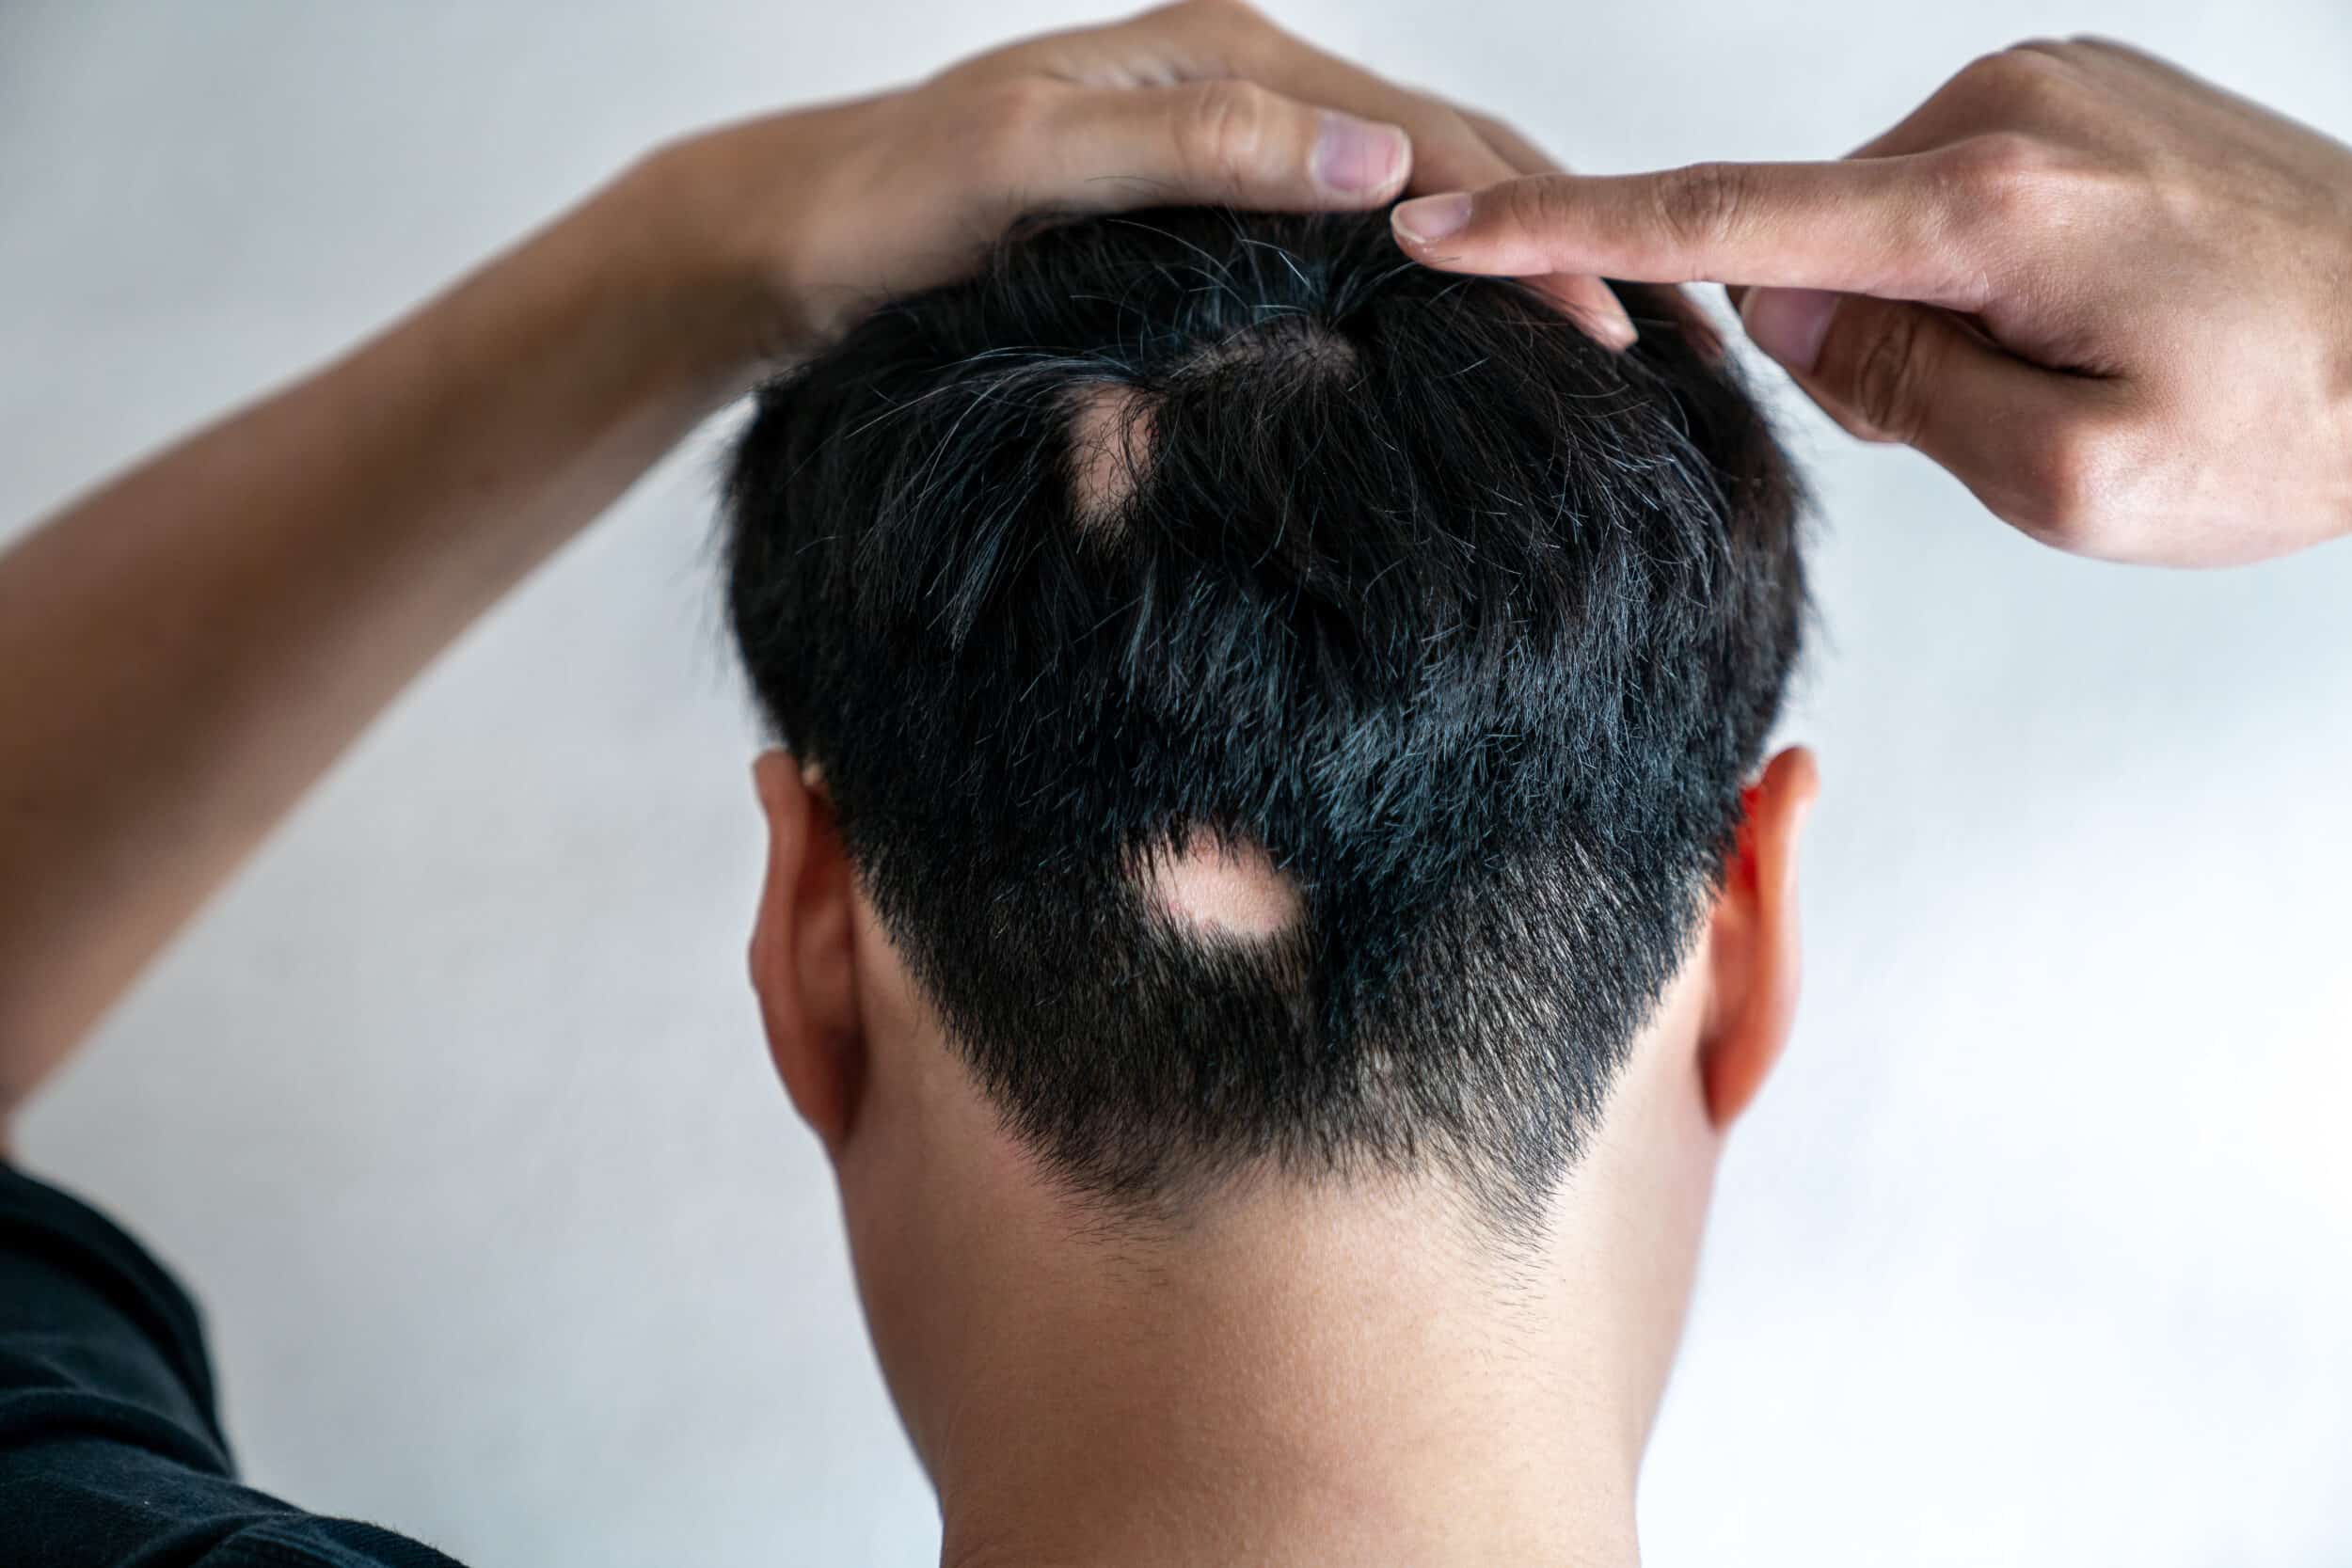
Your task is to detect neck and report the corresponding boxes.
[925,1175,1659,1568]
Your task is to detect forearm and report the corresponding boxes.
[0,154,763,1116]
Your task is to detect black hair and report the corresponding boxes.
[723,206,1804,1237]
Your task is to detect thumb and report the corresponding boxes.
[1740,286,2111,540]
[1047,81,1410,213]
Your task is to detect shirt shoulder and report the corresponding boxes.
[0,1162,469,1568]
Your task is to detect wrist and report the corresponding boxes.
[612,110,863,370]
[586,134,812,383]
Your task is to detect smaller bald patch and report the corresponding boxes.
[1184,319,1359,381]
[1064,382,1155,526]
[1136,830,1305,940]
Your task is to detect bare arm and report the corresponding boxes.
[0,0,1604,1134]
[0,159,762,1122]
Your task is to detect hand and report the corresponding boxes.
[642,0,1637,355]
[1391,39,2352,566]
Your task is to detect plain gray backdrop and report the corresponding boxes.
[6,2,2350,1563]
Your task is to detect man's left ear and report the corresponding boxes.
[747,749,866,1157]
[1698,746,1820,1129]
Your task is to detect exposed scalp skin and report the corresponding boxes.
[723,205,1805,1240]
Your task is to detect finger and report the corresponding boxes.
[1450,105,1645,350]
[1742,286,2121,539]
[1696,98,1986,348]
[1130,1,1521,197]
[1057,3,1636,344]
[1516,267,1642,350]
[1036,79,1411,211]
[1391,156,1994,307]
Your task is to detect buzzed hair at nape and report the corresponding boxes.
[723,206,1805,1241]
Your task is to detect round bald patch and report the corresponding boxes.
[1064,382,1154,526]
[1136,831,1305,940]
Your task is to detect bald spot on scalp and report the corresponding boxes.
[1062,321,1360,526]
[1068,323,1360,938]
[1065,382,1154,525]
[1136,830,1305,940]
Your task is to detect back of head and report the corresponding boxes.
[724,206,1803,1238]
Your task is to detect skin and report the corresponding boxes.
[750,748,1814,1566]
[0,3,2341,1562]
[0,1,1618,1123]
[1392,37,2352,565]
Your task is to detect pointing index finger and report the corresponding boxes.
[1392,154,1994,309]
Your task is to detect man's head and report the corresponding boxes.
[723,205,1814,1552]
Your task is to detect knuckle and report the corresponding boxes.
[1947,50,2013,99]
[1845,309,1936,444]
[2015,421,2131,546]
[1648,162,1750,262]
[1940,132,2073,231]
[1960,41,2084,111]
[1502,174,1578,236]
[967,80,1057,181]
[1176,78,1276,192]
[2004,37,2081,68]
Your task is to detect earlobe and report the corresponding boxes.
[1698,746,1819,1129]
[748,749,866,1155]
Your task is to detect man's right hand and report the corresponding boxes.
[662,0,1639,356]
[1392,40,2352,566]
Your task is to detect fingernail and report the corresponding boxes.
[1740,286,1839,374]
[1311,111,1407,196]
[1584,307,1639,352]
[1392,191,1472,243]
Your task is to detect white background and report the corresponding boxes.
[7,2,2350,1563]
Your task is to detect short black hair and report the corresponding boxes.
[723,206,1804,1236]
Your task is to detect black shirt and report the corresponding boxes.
[0,1162,463,1566]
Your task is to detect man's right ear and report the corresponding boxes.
[747,749,866,1157]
